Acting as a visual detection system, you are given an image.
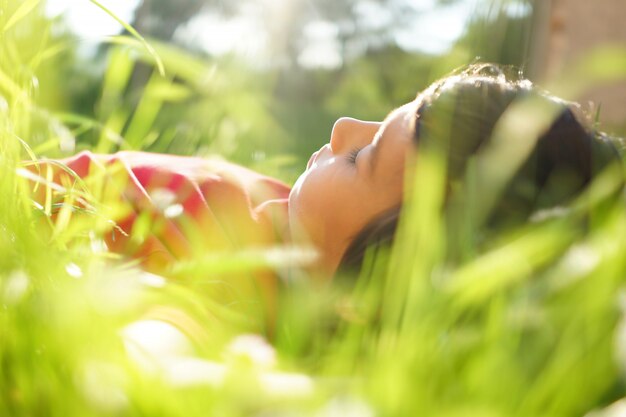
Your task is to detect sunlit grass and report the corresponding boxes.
[2,1,626,416]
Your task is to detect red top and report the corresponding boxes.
[27,151,291,274]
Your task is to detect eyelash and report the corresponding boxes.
[346,148,361,164]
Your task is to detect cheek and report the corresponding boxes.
[288,170,324,242]
[289,161,404,253]
[289,168,330,227]
[289,163,357,245]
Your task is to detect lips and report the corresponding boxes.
[306,144,332,170]
[306,150,320,170]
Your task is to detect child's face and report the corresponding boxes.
[289,99,420,273]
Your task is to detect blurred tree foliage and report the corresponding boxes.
[458,4,535,69]
[44,0,536,182]
[132,0,207,43]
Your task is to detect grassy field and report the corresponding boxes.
[2,1,626,416]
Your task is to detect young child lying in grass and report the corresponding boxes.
[23,63,623,321]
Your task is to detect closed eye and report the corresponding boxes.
[346,148,361,164]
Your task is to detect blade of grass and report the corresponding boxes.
[88,0,165,76]
[1,0,39,34]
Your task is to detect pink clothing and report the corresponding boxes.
[28,151,291,274]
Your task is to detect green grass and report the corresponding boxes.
[2,1,626,416]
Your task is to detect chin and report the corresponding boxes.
[286,170,311,238]
[288,168,308,199]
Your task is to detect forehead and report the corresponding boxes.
[376,100,418,141]
[370,100,418,175]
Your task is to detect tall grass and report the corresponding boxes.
[2,1,626,416]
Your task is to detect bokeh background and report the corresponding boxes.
[30,0,626,182]
[3,1,626,416]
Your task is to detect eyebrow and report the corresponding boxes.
[368,108,401,174]
[369,129,384,174]
[369,105,421,174]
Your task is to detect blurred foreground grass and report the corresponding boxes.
[2,1,626,416]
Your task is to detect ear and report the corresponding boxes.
[534,108,593,189]
[337,206,400,276]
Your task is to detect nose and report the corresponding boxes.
[329,117,381,154]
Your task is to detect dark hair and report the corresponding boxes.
[337,64,623,276]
